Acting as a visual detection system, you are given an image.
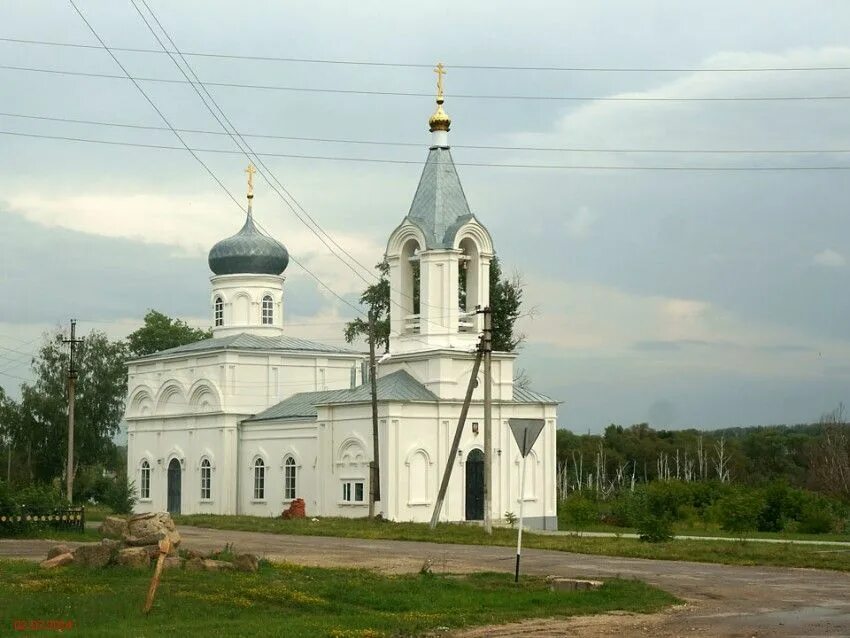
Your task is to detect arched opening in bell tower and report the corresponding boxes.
[458,237,480,333]
[400,238,421,334]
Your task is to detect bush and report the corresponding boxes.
[716,492,760,539]
[14,484,64,515]
[561,496,598,529]
[636,512,674,543]
[798,504,834,534]
[102,477,137,515]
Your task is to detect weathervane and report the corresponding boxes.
[245,163,256,199]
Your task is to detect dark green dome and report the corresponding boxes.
[208,212,289,276]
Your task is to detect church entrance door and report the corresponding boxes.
[465,449,484,521]
[167,459,182,515]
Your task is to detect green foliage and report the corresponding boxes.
[716,492,761,539]
[344,255,525,353]
[504,511,517,528]
[343,260,391,352]
[636,513,674,543]
[127,310,212,357]
[16,330,127,488]
[798,504,834,534]
[562,495,598,528]
[102,477,137,515]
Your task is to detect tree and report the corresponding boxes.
[0,387,20,483]
[344,260,391,352]
[344,255,524,352]
[18,330,127,488]
[127,310,212,358]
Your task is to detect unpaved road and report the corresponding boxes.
[3,526,850,637]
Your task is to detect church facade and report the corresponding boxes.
[126,80,558,529]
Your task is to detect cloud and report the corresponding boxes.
[563,206,598,238]
[813,249,846,268]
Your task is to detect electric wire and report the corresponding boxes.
[4,111,850,155]
[6,129,850,171]
[3,62,850,101]
[3,36,850,73]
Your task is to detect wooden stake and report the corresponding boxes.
[143,537,171,614]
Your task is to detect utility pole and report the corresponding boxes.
[482,307,493,534]
[367,310,380,519]
[63,320,83,504]
[429,337,484,529]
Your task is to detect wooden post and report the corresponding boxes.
[483,307,493,534]
[143,537,172,614]
[368,310,380,518]
[429,340,484,529]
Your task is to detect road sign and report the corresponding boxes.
[509,418,545,457]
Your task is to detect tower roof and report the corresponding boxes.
[208,211,289,276]
[406,146,474,249]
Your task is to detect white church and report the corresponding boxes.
[125,80,559,529]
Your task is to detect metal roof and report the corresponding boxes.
[246,370,438,422]
[208,211,289,275]
[406,147,476,249]
[245,370,558,423]
[131,332,361,361]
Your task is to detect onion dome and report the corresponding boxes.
[208,209,289,276]
[429,100,451,133]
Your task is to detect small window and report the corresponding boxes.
[200,459,211,500]
[341,480,365,504]
[284,456,297,500]
[253,458,266,500]
[214,296,224,327]
[261,295,273,325]
[140,460,151,499]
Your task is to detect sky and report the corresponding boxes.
[1,1,850,432]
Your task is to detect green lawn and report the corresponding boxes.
[0,559,674,637]
[176,514,850,572]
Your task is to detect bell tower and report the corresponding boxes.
[385,64,493,355]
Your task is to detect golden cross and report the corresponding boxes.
[245,163,256,196]
[434,62,446,100]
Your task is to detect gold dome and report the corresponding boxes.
[429,98,451,132]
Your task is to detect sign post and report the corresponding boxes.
[508,418,545,583]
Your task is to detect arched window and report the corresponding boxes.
[200,459,211,500]
[261,295,273,325]
[284,456,297,500]
[253,458,266,500]
[214,296,224,327]
[140,460,151,499]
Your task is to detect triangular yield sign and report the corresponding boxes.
[508,418,545,457]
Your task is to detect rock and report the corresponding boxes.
[101,538,122,551]
[185,557,205,571]
[123,512,181,548]
[47,544,71,560]
[73,543,116,568]
[116,547,150,569]
[233,553,259,572]
[184,549,205,560]
[40,553,74,569]
[98,516,128,539]
[202,559,235,572]
[546,576,603,592]
[163,556,183,570]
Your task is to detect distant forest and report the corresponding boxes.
[556,405,850,501]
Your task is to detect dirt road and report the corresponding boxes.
[3,526,849,637]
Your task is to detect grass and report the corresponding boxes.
[557,521,850,543]
[0,559,675,637]
[176,514,850,572]
[0,526,99,543]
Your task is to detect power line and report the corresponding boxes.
[67,0,364,318]
[3,36,850,73]
[5,128,850,171]
[3,63,850,102]
[131,0,377,287]
[4,111,850,155]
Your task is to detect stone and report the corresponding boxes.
[47,544,71,560]
[163,556,183,570]
[202,559,235,572]
[101,538,121,551]
[73,543,116,568]
[185,557,205,571]
[116,547,150,569]
[233,553,259,572]
[40,553,73,569]
[98,516,128,539]
[184,549,205,560]
[123,512,181,548]
[546,577,603,592]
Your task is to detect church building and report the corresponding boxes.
[126,71,558,529]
